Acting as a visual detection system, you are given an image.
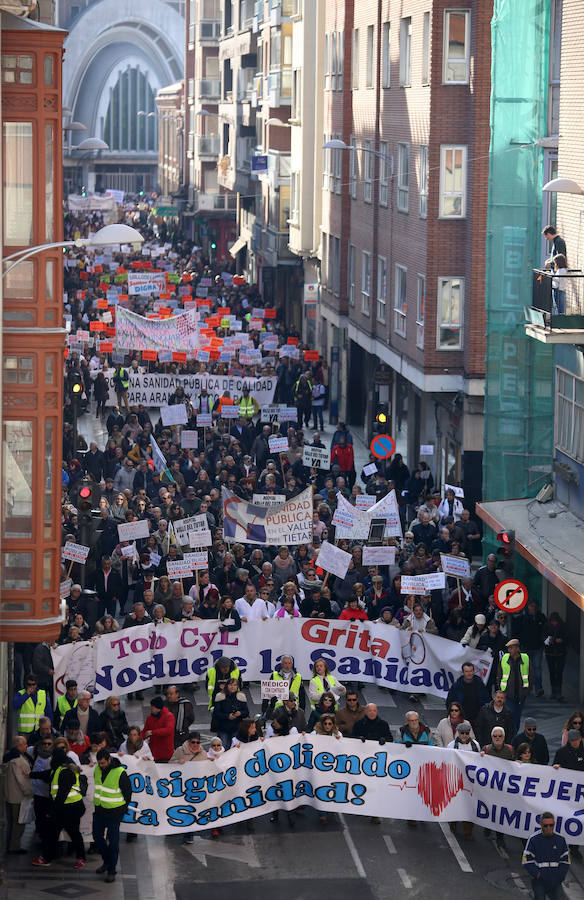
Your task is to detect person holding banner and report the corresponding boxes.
[213,679,249,750]
[308,659,346,708]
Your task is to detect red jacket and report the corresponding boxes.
[331,444,355,472]
[141,707,175,761]
[339,607,369,621]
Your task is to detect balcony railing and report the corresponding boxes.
[267,68,292,103]
[525,269,584,343]
[197,135,220,156]
[194,191,237,212]
[199,79,221,98]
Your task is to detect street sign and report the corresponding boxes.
[251,155,268,172]
[494,578,528,613]
[370,434,396,459]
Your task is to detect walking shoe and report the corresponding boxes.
[182,834,194,845]
[96,864,107,874]
[74,859,86,869]
[105,873,116,883]
[32,857,51,867]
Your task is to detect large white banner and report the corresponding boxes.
[115,307,200,352]
[334,490,403,540]
[222,487,313,546]
[127,272,167,295]
[94,738,584,842]
[105,371,277,409]
[52,618,492,701]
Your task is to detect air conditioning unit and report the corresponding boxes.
[535,482,554,504]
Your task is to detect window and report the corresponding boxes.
[1,552,32,591]
[416,275,425,348]
[382,22,390,88]
[419,145,428,218]
[3,122,33,247]
[337,31,344,90]
[333,237,341,295]
[328,234,334,290]
[437,277,463,348]
[349,137,358,198]
[397,142,409,212]
[322,133,329,190]
[3,356,34,384]
[366,25,374,88]
[443,10,470,84]
[549,0,562,135]
[324,33,330,89]
[2,420,33,539]
[1,54,34,84]
[104,67,157,152]
[44,54,54,86]
[292,69,301,119]
[394,265,407,336]
[440,145,467,217]
[377,256,387,323]
[422,11,431,84]
[361,251,371,314]
[348,244,356,306]
[335,138,342,193]
[44,420,55,538]
[379,141,390,206]
[556,368,584,462]
[400,17,411,86]
[363,141,373,203]
[352,28,359,89]
[331,32,337,91]
[45,124,54,242]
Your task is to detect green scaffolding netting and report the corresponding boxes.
[483,0,554,514]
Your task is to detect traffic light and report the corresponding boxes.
[373,402,389,433]
[496,529,515,577]
[69,371,84,403]
[71,480,101,526]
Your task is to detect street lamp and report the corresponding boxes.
[3,223,144,276]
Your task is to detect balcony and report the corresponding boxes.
[525,269,584,343]
[199,79,221,99]
[197,135,220,157]
[199,19,221,42]
[193,191,237,214]
[266,68,292,106]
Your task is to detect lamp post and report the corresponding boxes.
[3,223,145,276]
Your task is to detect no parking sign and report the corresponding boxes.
[370,434,395,459]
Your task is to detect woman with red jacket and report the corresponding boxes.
[339,595,369,622]
[141,697,175,762]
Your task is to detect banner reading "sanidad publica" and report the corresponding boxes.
[104,371,277,408]
[110,736,584,842]
[52,619,492,702]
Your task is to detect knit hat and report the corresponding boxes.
[567,729,581,741]
[474,614,486,625]
[150,696,164,709]
[456,723,471,733]
[524,717,537,728]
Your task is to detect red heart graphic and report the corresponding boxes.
[417,761,463,816]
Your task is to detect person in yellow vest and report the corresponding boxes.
[497,638,534,734]
[308,658,346,709]
[93,748,132,884]
[49,747,86,868]
[55,679,78,731]
[238,386,259,423]
[13,674,52,736]
[206,656,242,710]
[262,654,306,716]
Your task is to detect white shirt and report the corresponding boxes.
[118,740,154,760]
[265,724,298,739]
[235,596,270,621]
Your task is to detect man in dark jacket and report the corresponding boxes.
[553,730,584,772]
[92,556,124,617]
[412,511,438,552]
[511,717,550,765]
[352,704,393,742]
[93,749,132,883]
[164,685,195,748]
[522,811,570,896]
[85,442,105,482]
[62,691,101,736]
[472,554,499,609]
[446,662,490,730]
[475,690,515,746]
[518,600,547,697]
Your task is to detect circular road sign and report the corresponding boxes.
[370,434,396,459]
[494,578,529,614]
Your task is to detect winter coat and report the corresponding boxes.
[141,707,176,761]
[212,691,250,737]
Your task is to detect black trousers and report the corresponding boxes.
[34,795,56,860]
[55,802,86,860]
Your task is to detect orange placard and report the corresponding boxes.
[118,294,129,303]
[217,306,231,315]
[159,306,171,316]
[209,349,221,361]
[105,326,116,337]
[131,261,142,270]
[89,321,104,332]
[142,350,158,361]
[265,308,276,318]
[304,350,319,361]
[117,266,127,275]
[98,282,110,293]
[94,264,103,275]
[99,341,113,352]
[196,297,212,307]
[172,351,187,363]
[159,292,172,301]
[79,270,89,281]
[182,272,192,283]
[97,298,108,309]
[287,337,299,346]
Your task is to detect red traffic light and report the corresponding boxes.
[497,530,515,545]
[79,486,91,499]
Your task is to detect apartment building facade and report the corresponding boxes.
[314,0,491,502]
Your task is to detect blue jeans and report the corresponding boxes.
[312,405,324,430]
[506,696,525,734]
[93,813,121,875]
[532,880,565,899]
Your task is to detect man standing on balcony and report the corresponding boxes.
[542,225,567,267]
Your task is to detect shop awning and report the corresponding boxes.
[229,235,247,257]
[476,498,584,611]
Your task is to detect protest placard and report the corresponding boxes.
[260,404,283,423]
[117,520,150,541]
[222,487,313,546]
[160,404,188,426]
[252,494,287,506]
[440,554,471,578]
[332,507,355,528]
[363,462,378,477]
[220,405,240,419]
[268,436,289,454]
[181,430,199,449]
[167,559,193,579]
[188,529,212,548]
[316,541,352,580]
[361,546,397,566]
[400,575,429,595]
[149,551,161,568]
[424,572,446,590]
[173,515,208,546]
[183,551,208,571]
[420,444,434,456]
[279,407,298,422]
[196,413,212,428]
[260,680,289,701]
[59,578,73,598]
[62,542,90,564]
[121,544,135,559]
[355,495,376,510]
[445,483,465,498]
[302,445,330,469]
